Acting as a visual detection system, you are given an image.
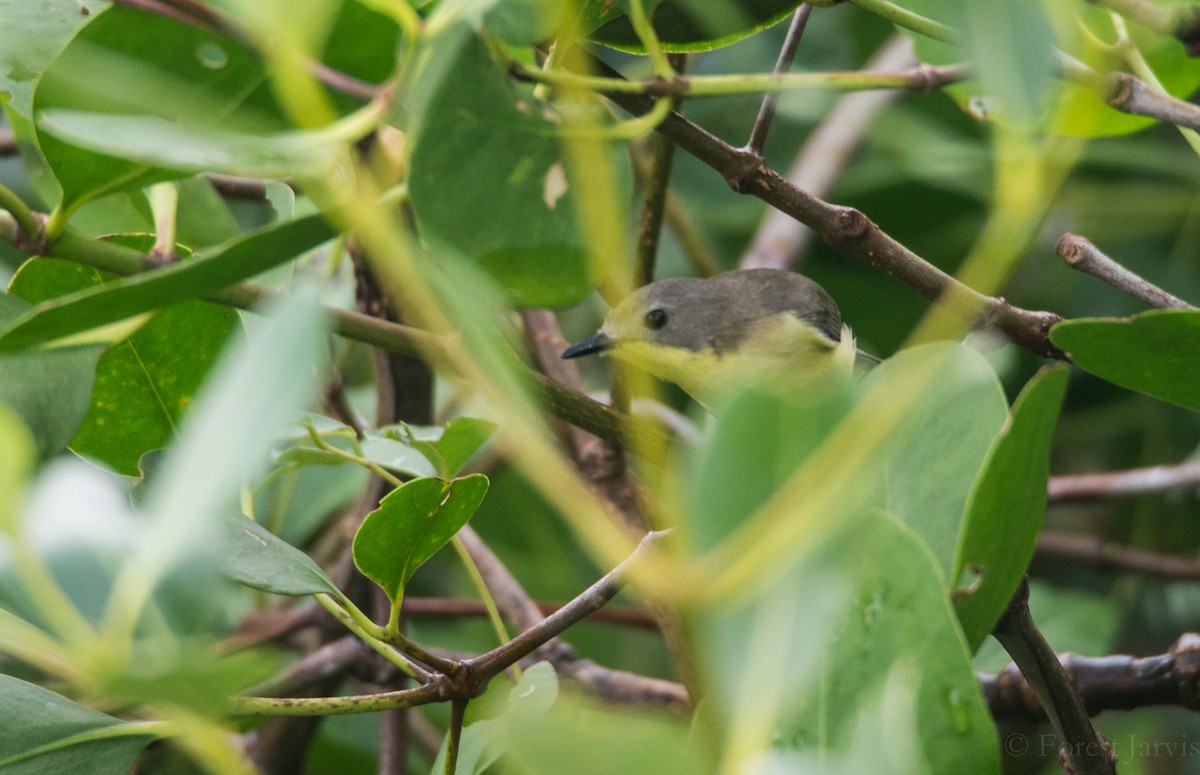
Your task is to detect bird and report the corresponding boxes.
[562,268,864,405]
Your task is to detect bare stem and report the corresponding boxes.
[991,579,1116,775]
[1056,232,1195,309]
[745,4,814,157]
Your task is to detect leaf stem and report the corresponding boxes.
[847,0,960,44]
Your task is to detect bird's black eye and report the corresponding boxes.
[644,308,668,331]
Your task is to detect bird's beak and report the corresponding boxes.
[562,331,613,360]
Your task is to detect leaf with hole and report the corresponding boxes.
[951,366,1068,651]
[353,474,490,605]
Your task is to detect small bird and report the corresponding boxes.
[562,268,861,404]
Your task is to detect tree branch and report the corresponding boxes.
[1056,232,1195,310]
[983,632,1200,722]
[1049,460,1200,502]
[1035,532,1200,582]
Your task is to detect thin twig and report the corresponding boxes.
[983,632,1200,722]
[634,128,679,288]
[745,4,814,157]
[1035,532,1200,581]
[402,596,659,630]
[1056,233,1195,309]
[991,579,1116,775]
[443,699,467,775]
[1049,460,1200,502]
[741,34,917,270]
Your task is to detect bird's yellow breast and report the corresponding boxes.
[608,313,855,404]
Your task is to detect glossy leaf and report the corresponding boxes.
[0,292,100,460]
[410,417,498,478]
[32,3,284,209]
[1050,309,1200,412]
[952,366,1069,651]
[8,250,239,475]
[353,474,490,604]
[406,25,607,308]
[221,515,342,598]
[0,675,157,774]
[0,212,334,351]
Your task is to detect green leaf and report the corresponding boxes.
[0,675,157,775]
[786,513,999,772]
[0,292,101,460]
[221,515,341,597]
[951,366,1069,652]
[8,250,240,475]
[0,0,110,119]
[1050,309,1200,412]
[0,404,37,528]
[863,344,1008,576]
[406,25,617,307]
[410,417,498,478]
[353,474,490,604]
[0,212,335,351]
[32,3,284,210]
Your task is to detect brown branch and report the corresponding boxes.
[1049,461,1200,502]
[1035,532,1200,582]
[465,531,669,682]
[983,632,1200,722]
[1058,52,1200,131]
[588,55,1067,360]
[1056,233,1195,310]
[741,34,917,271]
[404,596,658,630]
[991,579,1116,774]
[558,659,691,714]
[0,129,16,157]
[744,4,814,157]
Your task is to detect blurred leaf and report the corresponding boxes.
[32,3,286,210]
[0,404,36,528]
[0,675,157,775]
[0,292,100,460]
[0,0,109,118]
[863,344,1008,576]
[787,513,999,773]
[319,0,401,113]
[685,383,854,553]
[353,474,490,604]
[588,0,802,52]
[8,249,240,475]
[951,366,1069,652]
[406,25,610,307]
[222,515,342,597]
[138,291,328,593]
[36,109,365,181]
[410,417,498,478]
[431,661,558,775]
[501,693,703,775]
[1050,309,1200,412]
[904,0,1057,129]
[0,212,334,351]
